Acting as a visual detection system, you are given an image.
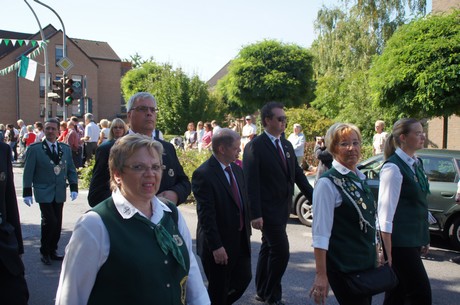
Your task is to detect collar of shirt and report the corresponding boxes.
[128,129,158,141]
[395,147,418,171]
[332,160,366,180]
[264,130,281,145]
[45,139,57,150]
[112,188,172,224]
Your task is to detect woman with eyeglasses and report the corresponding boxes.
[310,123,378,305]
[55,134,210,305]
[377,118,432,305]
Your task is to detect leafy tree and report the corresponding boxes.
[369,10,460,120]
[284,106,334,141]
[217,39,315,112]
[121,61,225,134]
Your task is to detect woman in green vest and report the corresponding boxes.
[55,134,210,305]
[378,118,431,305]
[310,123,378,305]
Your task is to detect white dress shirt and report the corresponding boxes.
[55,189,210,305]
[377,148,418,234]
[311,160,369,250]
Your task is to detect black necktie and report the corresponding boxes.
[225,166,243,231]
[51,143,58,163]
[275,139,287,172]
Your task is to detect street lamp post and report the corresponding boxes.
[24,0,49,120]
[33,0,68,121]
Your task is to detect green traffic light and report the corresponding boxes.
[65,96,73,104]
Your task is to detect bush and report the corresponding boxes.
[78,158,95,189]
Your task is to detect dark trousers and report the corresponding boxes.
[39,201,63,256]
[0,262,29,305]
[327,270,372,305]
[202,232,252,305]
[384,247,432,305]
[84,142,97,164]
[72,148,82,168]
[255,224,289,303]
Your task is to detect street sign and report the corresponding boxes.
[47,92,59,98]
[57,57,74,72]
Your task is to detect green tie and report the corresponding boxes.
[345,171,372,195]
[414,162,430,194]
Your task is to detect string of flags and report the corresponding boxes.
[0,39,47,78]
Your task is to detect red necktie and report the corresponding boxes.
[275,139,287,172]
[225,166,244,231]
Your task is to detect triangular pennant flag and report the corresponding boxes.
[18,56,37,81]
[18,40,24,46]
[31,40,37,47]
[4,39,10,46]
[11,39,17,46]
[0,39,3,45]
[24,40,30,46]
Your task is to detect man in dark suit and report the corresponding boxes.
[23,118,78,265]
[0,142,29,304]
[243,102,313,305]
[88,92,190,207]
[192,128,251,305]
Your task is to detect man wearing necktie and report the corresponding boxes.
[192,128,252,305]
[243,102,313,305]
[22,118,78,265]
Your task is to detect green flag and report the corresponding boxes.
[18,55,37,81]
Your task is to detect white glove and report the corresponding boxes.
[70,192,78,201]
[24,197,33,207]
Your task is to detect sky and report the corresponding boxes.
[2,0,431,81]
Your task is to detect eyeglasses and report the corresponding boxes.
[124,164,165,174]
[338,141,361,149]
[112,126,125,129]
[131,106,159,113]
[411,131,426,137]
[276,116,287,123]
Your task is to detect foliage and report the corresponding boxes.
[176,149,211,188]
[310,0,427,142]
[217,39,315,113]
[369,10,460,119]
[77,158,95,189]
[284,106,334,142]
[121,61,227,135]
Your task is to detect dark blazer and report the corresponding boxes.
[0,142,25,276]
[192,155,251,259]
[243,132,313,225]
[88,137,191,207]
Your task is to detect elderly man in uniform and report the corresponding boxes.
[88,92,190,207]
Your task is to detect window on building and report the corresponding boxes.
[39,73,51,98]
[55,45,63,64]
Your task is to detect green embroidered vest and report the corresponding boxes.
[325,168,377,273]
[385,154,430,247]
[88,198,190,305]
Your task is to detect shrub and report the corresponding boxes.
[78,158,95,189]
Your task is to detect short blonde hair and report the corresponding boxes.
[109,134,163,191]
[325,122,362,157]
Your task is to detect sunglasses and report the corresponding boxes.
[276,116,287,123]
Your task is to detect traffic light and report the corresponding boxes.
[52,78,64,106]
[64,77,74,104]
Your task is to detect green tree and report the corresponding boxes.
[121,61,226,134]
[217,39,314,112]
[369,10,460,143]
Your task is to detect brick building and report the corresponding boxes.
[0,24,128,126]
[427,0,460,149]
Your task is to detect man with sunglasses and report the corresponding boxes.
[243,101,313,305]
[88,92,190,207]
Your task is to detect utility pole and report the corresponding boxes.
[33,0,68,121]
[24,0,49,120]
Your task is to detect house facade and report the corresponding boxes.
[0,24,128,126]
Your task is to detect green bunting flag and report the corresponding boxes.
[0,40,47,77]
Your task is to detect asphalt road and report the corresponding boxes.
[12,166,460,305]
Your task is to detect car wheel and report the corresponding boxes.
[448,217,460,251]
[295,195,313,227]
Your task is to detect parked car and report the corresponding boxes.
[291,176,315,226]
[292,149,460,250]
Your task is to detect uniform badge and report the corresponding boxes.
[285,152,290,159]
[173,234,184,246]
[0,172,5,181]
[168,168,175,177]
[54,165,61,175]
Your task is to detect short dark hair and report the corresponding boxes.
[45,118,60,128]
[260,101,284,127]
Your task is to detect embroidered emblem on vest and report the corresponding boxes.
[168,168,175,177]
[173,234,184,246]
